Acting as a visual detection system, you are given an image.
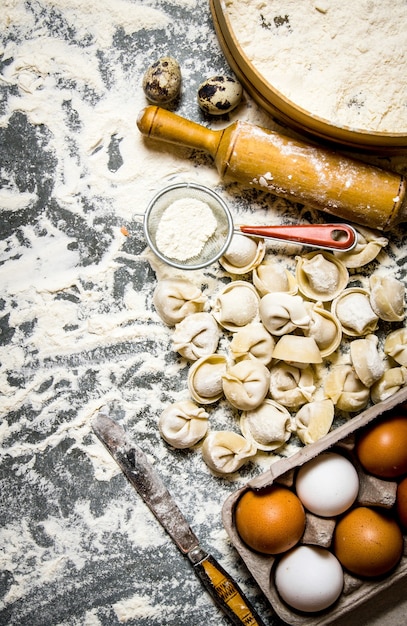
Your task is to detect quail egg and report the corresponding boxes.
[142,56,181,104]
[197,75,242,115]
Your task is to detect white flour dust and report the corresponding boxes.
[1,2,407,625]
[0,2,266,624]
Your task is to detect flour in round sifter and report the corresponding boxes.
[224,0,407,133]
[155,198,217,261]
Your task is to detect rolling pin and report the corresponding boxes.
[137,105,407,231]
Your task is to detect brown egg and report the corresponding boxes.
[396,476,407,530]
[333,506,403,577]
[356,413,407,478]
[235,485,306,555]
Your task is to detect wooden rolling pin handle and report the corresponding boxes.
[137,104,221,156]
[137,106,407,231]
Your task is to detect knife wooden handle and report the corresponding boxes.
[191,551,282,625]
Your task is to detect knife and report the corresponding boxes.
[92,413,281,626]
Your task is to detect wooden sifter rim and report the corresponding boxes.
[209,0,407,151]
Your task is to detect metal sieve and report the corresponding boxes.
[143,182,357,271]
[143,182,234,270]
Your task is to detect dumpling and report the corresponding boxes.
[332,288,379,337]
[172,312,220,360]
[159,400,209,449]
[229,322,275,365]
[222,356,270,410]
[252,261,297,297]
[219,233,266,274]
[201,430,257,474]
[272,335,322,367]
[369,275,405,322]
[296,251,348,302]
[188,353,228,404]
[324,364,370,412]
[371,366,407,404]
[269,363,315,409]
[294,399,335,445]
[384,328,407,366]
[240,399,293,451]
[259,292,310,336]
[212,280,260,331]
[304,301,342,358]
[333,225,388,268]
[153,279,206,326]
[350,334,385,387]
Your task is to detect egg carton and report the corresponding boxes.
[222,386,407,626]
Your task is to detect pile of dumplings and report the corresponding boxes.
[152,225,407,475]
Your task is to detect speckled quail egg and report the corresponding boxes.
[197,75,242,115]
[142,56,181,104]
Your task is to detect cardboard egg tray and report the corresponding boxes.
[222,386,407,625]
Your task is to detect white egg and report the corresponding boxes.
[197,75,242,115]
[295,452,359,517]
[275,545,343,612]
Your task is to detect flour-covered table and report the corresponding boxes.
[1,2,407,626]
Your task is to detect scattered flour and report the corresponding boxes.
[113,594,164,622]
[0,1,406,625]
[224,0,407,132]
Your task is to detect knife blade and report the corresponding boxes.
[92,413,282,626]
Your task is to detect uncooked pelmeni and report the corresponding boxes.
[252,260,297,297]
[159,400,209,449]
[295,399,335,445]
[332,288,379,337]
[212,280,260,331]
[371,367,407,404]
[334,226,388,268]
[153,278,206,326]
[172,312,220,360]
[187,353,228,404]
[272,335,322,367]
[201,430,257,474]
[269,363,315,409]
[222,356,270,410]
[240,398,293,451]
[350,334,385,388]
[324,364,370,412]
[369,274,405,322]
[296,252,348,302]
[259,292,310,336]
[219,233,266,274]
[384,328,407,367]
[229,322,275,365]
[304,301,342,358]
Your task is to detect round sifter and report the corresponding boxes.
[143,182,357,270]
[143,182,234,270]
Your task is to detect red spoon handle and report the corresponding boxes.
[239,223,357,251]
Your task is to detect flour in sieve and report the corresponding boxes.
[155,198,217,261]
